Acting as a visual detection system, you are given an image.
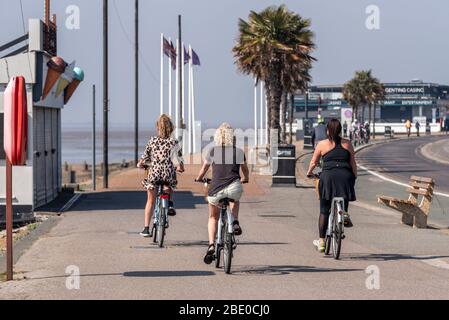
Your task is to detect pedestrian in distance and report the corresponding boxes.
[444,117,449,135]
[405,119,412,138]
[415,120,421,137]
[343,121,348,138]
[312,116,328,149]
[363,121,370,144]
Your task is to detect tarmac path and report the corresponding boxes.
[1,148,449,299]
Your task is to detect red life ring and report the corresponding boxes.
[3,76,28,166]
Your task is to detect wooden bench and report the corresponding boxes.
[377,176,435,229]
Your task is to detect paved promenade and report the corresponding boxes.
[1,152,449,299]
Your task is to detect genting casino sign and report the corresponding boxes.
[385,87,426,95]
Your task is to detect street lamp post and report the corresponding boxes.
[134,0,139,165]
[103,0,109,189]
[305,88,309,121]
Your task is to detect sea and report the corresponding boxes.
[61,124,223,164]
[62,124,157,164]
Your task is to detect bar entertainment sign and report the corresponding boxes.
[381,99,435,106]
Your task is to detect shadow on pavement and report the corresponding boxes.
[20,270,215,281]
[173,191,210,209]
[232,265,362,276]
[69,191,206,212]
[24,272,123,280]
[346,253,449,262]
[123,270,215,277]
[166,240,290,248]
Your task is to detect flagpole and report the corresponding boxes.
[265,92,268,146]
[188,45,192,154]
[175,39,180,137]
[260,81,264,146]
[160,33,164,116]
[191,62,197,154]
[254,78,258,147]
[181,41,186,152]
[168,38,172,119]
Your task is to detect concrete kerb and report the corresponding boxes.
[417,139,449,166]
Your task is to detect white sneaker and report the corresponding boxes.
[313,240,325,253]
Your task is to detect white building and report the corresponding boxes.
[1,18,70,221]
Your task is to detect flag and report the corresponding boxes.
[169,40,177,70]
[163,37,177,70]
[191,49,201,66]
[184,46,190,65]
[163,37,172,57]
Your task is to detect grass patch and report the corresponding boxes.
[0,220,42,253]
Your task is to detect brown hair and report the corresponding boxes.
[327,118,342,143]
[157,114,174,139]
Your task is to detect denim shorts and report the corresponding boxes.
[207,180,243,206]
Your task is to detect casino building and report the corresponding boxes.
[293,80,449,133]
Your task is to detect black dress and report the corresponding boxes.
[318,140,356,202]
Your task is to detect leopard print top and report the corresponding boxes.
[141,136,183,190]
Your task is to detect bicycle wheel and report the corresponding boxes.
[153,200,159,243]
[215,224,225,268]
[152,225,158,243]
[157,204,166,248]
[223,223,233,274]
[332,215,343,260]
[324,235,331,256]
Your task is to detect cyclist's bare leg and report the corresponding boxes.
[208,203,220,245]
[144,189,156,227]
[230,201,240,220]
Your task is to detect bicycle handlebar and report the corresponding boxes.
[195,178,212,184]
[307,173,320,179]
[195,178,249,185]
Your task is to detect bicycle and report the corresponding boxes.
[152,180,171,248]
[308,173,346,260]
[196,178,246,274]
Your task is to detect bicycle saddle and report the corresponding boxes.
[219,198,235,205]
[155,180,171,186]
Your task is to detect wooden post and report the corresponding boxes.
[45,0,50,25]
[6,158,13,281]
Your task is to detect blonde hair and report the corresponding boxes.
[157,114,174,139]
[214,122,235,146]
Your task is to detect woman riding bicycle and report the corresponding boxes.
[306,119,357,253]
[137,114,184,237]
[195,123,249,264]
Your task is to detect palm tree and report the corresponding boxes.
[280,54,312,143]
[343,71,366,122]
[365,75,384,139]
[343,70,384,137]
[233,5,315,145]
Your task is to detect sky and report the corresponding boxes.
[1,0,449,130]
